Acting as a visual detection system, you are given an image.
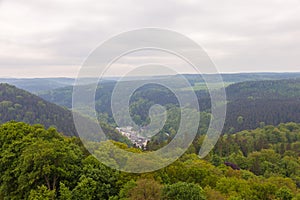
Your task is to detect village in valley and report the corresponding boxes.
[116,126,149,149]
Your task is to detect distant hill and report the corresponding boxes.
[0,83,77,136]
[0,78,74,93]
[39,76,300,134]
[2,72,300,94]
[224,78,300,133]
[184,72,300,84]
[0,77,109,93]
[0,83,131,144]
[226,78,300,100]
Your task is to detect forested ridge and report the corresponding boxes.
[0,78,75,93]
[0,83,77,136]
[39,78,300,134]
[226,79,300,100]
[1,77,300,199]
[224,79,300,132]
[0,83,129,144]
[0,121,299,199]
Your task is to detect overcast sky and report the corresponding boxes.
[0,0,300,77]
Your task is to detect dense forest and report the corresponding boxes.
[224,79,300,132]
[0,83,129,144]
[1,75,300,199]
[0,83,77,136]
[39,78,300,134]
[0,121,299,199]
[226,79,300,100]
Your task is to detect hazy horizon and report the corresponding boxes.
[1,71,300,79]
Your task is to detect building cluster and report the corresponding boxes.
[116,126,149,149]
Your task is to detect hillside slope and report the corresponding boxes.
[0,78,75,93]
[39,78,300,134]
[0,83,77,136]
[224,79,300,132]
[226,78,300,100]
[0,83,131,144]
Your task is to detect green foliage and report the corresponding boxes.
[276,187,293,200]
[237,116,244,125]
[0,122,83,199]
[59,183,72,200]
[72,176,98,200]
[28,185,55,200]
[117,180,137,199]
[132,179,162,200]
[0,83,77,136]
[162,182,206,200]
[0,121,300,199]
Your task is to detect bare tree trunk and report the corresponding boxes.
[44,175,51,190]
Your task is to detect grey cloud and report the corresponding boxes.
[0,0,300,77]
